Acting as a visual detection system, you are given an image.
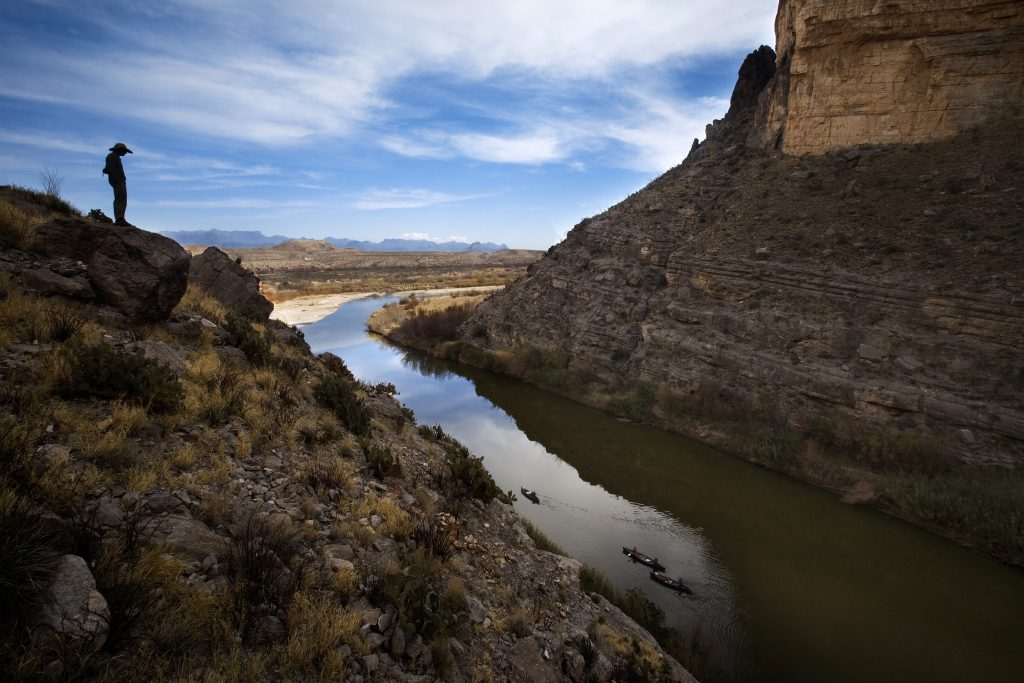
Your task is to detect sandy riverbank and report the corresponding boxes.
[269,285,503,326]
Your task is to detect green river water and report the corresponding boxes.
[302,296,1024,682]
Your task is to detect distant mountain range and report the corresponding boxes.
[159,229,509,253]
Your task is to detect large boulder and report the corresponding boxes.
[32,554,110,652]
[189,246,273,319]
[35,217,190,321]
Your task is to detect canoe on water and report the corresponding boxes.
[520,487,540,504]
[621,546,666,572]
[650,570,693,594]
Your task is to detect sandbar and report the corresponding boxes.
[269,285,502,327]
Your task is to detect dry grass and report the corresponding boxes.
[354,492,415,538]
[0,199,43,251]
[173,283,227,326]
[274,591,365,680]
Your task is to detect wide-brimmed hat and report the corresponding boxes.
[109,143,133,153]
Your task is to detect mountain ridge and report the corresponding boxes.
[160,228,510,253]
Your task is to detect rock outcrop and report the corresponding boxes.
[34,216,190,321]
[460,0,1024,475]
[189,246,274,319]
[752,0,1024,154]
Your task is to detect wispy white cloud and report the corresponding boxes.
[352,188,483,210]
[1,0,773,156]
[0,131,104,155]
[152,198,317,209]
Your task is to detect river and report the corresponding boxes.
[303,296,1024,682]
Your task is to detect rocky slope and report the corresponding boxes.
[0,188,693,681]
[456,2,1024,559]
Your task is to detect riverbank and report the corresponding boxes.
[367,295,1024,569]
[271,286,503,326]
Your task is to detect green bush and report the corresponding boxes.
[364,440,400,478]
[224,311,273,366]
[56,339,182,412]
[314,375,370,436]
[394,303,475,346]
[419,424,500,502]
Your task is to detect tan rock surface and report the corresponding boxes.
[754,0,1024,154]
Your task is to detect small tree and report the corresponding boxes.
[39,166,63,198]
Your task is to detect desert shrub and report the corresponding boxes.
[0,388,44,484]
[305,450,352,493]
[522,519,566,556]
[806,416,836,446]
[414,517,456,560]
[879,469,1024,565]
[749,425,801,473]
[373,548,463,642]
[364,440,400,478]
[229,515,306,639]
[55,339,182,412]
[314,375,370,436]
[394,303,475,346]
[419,424,500,502]
[224,312,274,366]
[854,428,956,474]
[45,302,87,342]
[182,354,247,426]
[87,208,112,223]
[0,491,61,620]
[606,381,658,424]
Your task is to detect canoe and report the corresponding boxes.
[520,487,540,504]
[621,546,666,572]
[650,570,693,594]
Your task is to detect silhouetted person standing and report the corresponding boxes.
[103,142,132,226]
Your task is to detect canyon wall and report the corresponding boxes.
[460,0,1024,471]
[753,0,1024,154]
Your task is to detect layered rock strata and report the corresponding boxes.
[461,0,1024,470]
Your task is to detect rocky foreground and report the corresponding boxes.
[0,187,693,681]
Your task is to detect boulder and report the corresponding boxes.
[20,267,95,300]
[32,554,110,652]
[189,247,273,319]
[35,216,189,321]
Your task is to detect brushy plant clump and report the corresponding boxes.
[314,375,370,437]
[419,424,500,502]
[363,440,400,478]
[54,338,182,412]
[224,311,274,366]
[393,303,475,347]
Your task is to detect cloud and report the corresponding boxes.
[0,1,774,149]
[351,188,483,210]
[0,131,104,155]
[399,232,470,244]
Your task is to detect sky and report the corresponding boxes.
[0,1,776,249]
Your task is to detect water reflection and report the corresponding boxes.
[305,296,1024,683]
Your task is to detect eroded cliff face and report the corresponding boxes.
[754,0,1024,154]
[461,0,1024,472]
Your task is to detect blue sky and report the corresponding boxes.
[0,1,775,249]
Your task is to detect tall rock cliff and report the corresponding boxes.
[461,0,1024,474]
